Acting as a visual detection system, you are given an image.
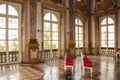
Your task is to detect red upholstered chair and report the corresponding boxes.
[83,56,93,77]
[64,55,74,74]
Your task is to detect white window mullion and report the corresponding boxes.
[18,5,22,62]
[6,4,9,63]
[50,16,52,58]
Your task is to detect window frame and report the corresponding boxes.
[99,15,115,48]
[0,1,21,63]
[75,18,84,48]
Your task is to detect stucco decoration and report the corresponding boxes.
[75,1,86,11]
[96,0,114,11]
[116,0,120,7]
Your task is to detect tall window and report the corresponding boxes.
[0,1,21,63]
[44,10,60,58]
[75,18,83,48]
[100,16,115,48]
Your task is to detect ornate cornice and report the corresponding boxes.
[50,0,62,4]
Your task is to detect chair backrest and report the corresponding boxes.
[64,53,73,66]
[83,55,92,67]
[80,53,92,67]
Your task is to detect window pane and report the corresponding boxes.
[108,25,114,32]
[75,18,83,48]
[44,32,51,40]
[100,17,115,48]
[101,26,107,33]
[44,22,50,31]
[101,34,107,40]
[101,41,107,47]
[44,13,50,20]
[44,41,51,49]
[52,32,58,40]
[8,29,18,40]
[75,34,78,40]
[8,5,18,16]
[78,19,83,25]
[0,41,6,51]
[75,27,78,33]
[101,18,106,25]
[52,14,58,22]
[0,4,6,14]
[0,17,6,28]
[0,29,6,40]
[8,18,18,29]
[108,41,114,47]
[75,41,79,48]
[108,18,114,24]
[108,33,114,40]
[8,41,19,51]
[79,41,83,47]
[52,23,58,31]
[75,19,78,25]
[52,41,58,49]
[79,27,83,33]
[79,34,83,40]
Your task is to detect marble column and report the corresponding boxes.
[68,0,75,57]
[28,0,40,63]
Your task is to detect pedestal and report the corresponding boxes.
[68,40,75,57]
[28,39,40,63]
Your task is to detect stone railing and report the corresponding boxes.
[99,48,115,56]
[0,51,19,63]
[75,48,84,56]
[44,49,59,59]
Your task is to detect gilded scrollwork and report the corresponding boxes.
[96,0,114,11]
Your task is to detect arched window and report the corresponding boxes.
[44,10,60,58]
[100,16,115,47]
[75,18,84,53]
[100,16,115,56]
[0,1,21,63]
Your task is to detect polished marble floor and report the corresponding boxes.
[0,56,120,80]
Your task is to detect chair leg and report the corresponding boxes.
[71,67,73,74]
[83,68,85,76]
[91,68,92,77]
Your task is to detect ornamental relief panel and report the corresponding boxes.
[96,0,115,11]
[75,1,86,11]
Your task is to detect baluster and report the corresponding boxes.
[55,50,57,57]
[2,55,5,63]
[49,51,50,58]
[13,53,15,62]
[53,50,55,57]
[5,54,6,63]
[12,53,14,62]
[9,53,11,62]
[15,52,17,62]
[45,51,48,58]
[1,55,3,63]
[47,51,48,58]
[0,54,2,63]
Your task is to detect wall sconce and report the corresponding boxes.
[67,32,69,34]
[38,29,40,32]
